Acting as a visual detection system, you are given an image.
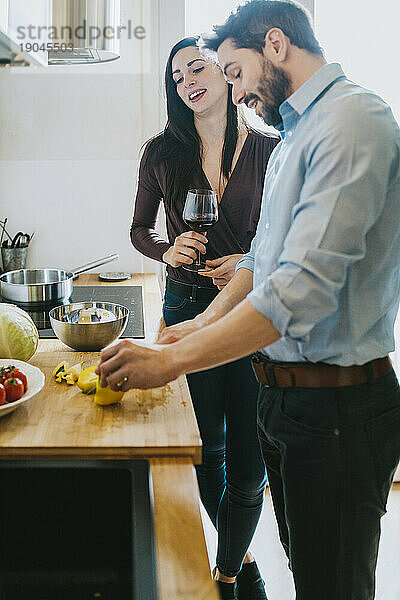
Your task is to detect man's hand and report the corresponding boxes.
[95,339,179,391]
[96,299,281,391]
[95,269,260,391]
[157,319,201,344]
[198,254,243,289]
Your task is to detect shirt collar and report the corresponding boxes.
[279,63,346,129]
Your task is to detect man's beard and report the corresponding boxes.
[256,59,292,129]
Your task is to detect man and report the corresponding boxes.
[97,1,400,598]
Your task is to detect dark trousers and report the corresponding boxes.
[257,368,400,600]
[163,286,267,576]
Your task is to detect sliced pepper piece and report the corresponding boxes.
[64,374,76,385]
[77,366,98,394]
[67,362,83,382]
[53,362,68,378]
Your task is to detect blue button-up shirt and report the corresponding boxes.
[237,63,400,365]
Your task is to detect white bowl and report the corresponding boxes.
[0,359,45,418]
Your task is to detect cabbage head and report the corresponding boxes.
[0,304,39,361]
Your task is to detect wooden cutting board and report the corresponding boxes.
[0,274,202,463]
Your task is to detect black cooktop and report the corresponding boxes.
[0,286,145,339]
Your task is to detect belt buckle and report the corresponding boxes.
[251,354,270,387]
[251,352,263,364]
[252,354,275,387]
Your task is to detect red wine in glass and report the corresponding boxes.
[182,189,218,272]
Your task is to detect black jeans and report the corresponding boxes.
[257,368,400,600]
[163,285,267,577]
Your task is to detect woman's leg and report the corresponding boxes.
[163,289,226,526]
[215,357,267,578]
[163,289,266,579]
[186,367,226,527]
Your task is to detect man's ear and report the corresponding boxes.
[263,27,289,63]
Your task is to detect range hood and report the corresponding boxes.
[49,0,121,65]
[0,0,121,67]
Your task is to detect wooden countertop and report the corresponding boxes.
[0,273,218,600]
[0,273,202,463]
[151,457,218,600]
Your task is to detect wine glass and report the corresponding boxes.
[182,189,219,272]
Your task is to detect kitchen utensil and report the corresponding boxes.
[0,253,119,305]
[0,219,13,247]
[49,301,129,351]
[0,359,45,418]
[1,246,28,273]
[16,234,29,248]
[11,232,26,248]
[0,219,8,249]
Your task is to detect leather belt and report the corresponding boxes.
[251,354,392,388]
[166,277,219,303]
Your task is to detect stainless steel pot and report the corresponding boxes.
[0,254,119,304]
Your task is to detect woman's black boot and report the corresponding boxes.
[216,579,238,600]
[236,560,268,600]
[213,567,238,600]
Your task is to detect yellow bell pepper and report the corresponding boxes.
[53,361,68,382]
[94,378,125,406]
[53,361,82,386]
[66,362,83,382]
[77,366,98,394]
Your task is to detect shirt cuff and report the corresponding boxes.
[236,255,255,273]
[247,279,292,337]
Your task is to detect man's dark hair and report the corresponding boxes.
[200,0,323,57]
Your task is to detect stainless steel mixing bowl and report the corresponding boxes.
[49,302,129,351]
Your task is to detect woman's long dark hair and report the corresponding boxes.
[146,37,246,208]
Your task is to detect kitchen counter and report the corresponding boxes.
[0,273,219,600]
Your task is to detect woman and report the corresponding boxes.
[130,37,280,600]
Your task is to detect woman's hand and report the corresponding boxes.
[162,231,208,268]
[198,254,243,289]
[157,319,201,344]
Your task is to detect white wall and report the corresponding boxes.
[316,0,400,123]
[0,0,185,275]
[186,0,314,35]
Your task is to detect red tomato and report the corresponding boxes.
[4,377,25,403]
[8,369,28,392]
[0,384,7,406]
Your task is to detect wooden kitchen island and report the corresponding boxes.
[0,273,219,600]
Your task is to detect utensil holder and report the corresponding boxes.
[1,246,28,273]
